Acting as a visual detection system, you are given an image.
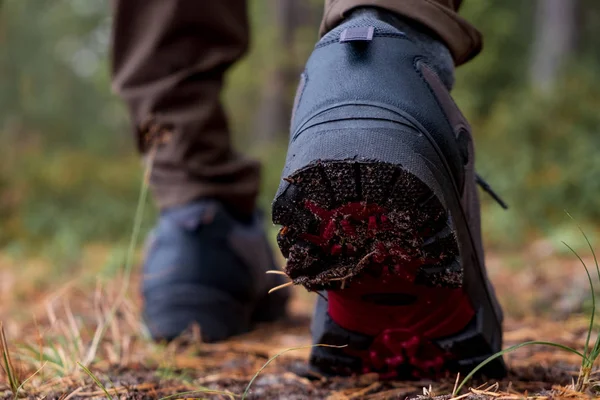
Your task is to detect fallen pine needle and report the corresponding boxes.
[268,281,294,294]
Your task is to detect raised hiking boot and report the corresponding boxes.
[272,15,507,379]
[143,200,289,342]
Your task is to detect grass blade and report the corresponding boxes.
[563,214,600,391]
[77,362,113,400]
[14,361,46,400]
[121,147,155,300]
[81,150,155,367]
[565,212,600,281]
[563,241,595,364]
[576,220,600,358]
[453,341,586,396]
[0,322,21,394]
[242,344,347,400]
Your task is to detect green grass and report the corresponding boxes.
[78,362,114,400]
[0,322,21,395]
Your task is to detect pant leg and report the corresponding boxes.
[111,0,260,217]
[320,0,482,66]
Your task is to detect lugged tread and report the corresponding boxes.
[273,160,461,291]
[323,162,359,203]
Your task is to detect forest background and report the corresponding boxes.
[1,0,599,283]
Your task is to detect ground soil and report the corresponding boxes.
[0,247,599,399]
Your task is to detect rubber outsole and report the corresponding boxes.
[272,160,506,379]
[273,160,460,291]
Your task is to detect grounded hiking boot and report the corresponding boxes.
[272,15,506,379]
[143,200,289,342]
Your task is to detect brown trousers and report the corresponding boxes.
[111,0,481,216]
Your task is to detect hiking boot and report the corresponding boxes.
[272,14,506,379]
[143,200,289,342]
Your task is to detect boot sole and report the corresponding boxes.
[274,161,460,290]
[273,158,506,379]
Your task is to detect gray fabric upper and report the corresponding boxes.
[289,16,464,192]
[348,7,455,89]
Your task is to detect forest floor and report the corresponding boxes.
[1,244,599,399]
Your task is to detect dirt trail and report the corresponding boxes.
[1,249,598,399]
[4,313,588,399]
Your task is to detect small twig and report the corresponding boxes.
[329,273,354,282]
[268,281,294,294]
[347,382,381,399]
[327,251,377,284]
[62,387,83,400]
[452,372,460,396]
[266,270,289,276]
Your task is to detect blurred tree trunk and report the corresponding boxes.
[530,0,578,92]
[254,0,319,142]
